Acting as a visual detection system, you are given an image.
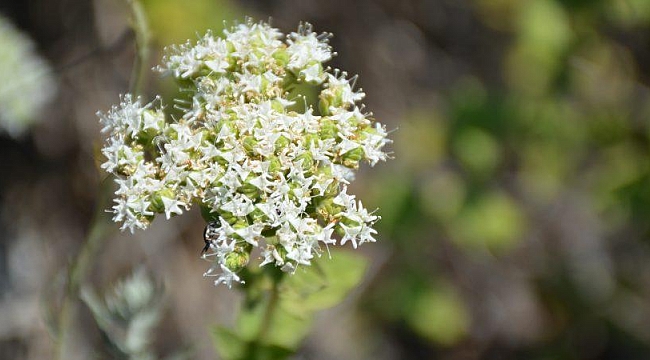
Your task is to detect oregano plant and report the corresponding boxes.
[97,18,390,359]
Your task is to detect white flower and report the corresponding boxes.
[98,94,144,135]
[99,19,390,287]
[286,243,314,266]
[0,15,56,138]
[234,223,264,246]
[287,23,332,74]
[204,264,242,288]
[161,197,184,219]
[260,246,285,267]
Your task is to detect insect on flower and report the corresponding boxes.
[202,219,221,254]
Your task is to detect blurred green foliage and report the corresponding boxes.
[141,0,239,46]
[363,0,650,357]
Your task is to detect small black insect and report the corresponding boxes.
[202,219,221,254]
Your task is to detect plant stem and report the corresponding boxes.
[56,1,150,358]
[126,0,151,97]
[257,278,280,342]
[56,180,112,360]
[243,274,282,359]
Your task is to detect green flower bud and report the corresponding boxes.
[218,210,238,225]
[242,136,258,155]
[214,156,230,166]
[271,99,287,113]
[249,208,267,223]
[275,135,290,152]
[263,236,279,246]
[282,71,298,90]
[339,216,361,228]
[224,251,250,272]
[319,88,343,114]
[136,128,157,147]
[342,147,364,168]
[273,48,290,67]
[324,179,340,197]
[149,188,176,213]
[268,156,282,173]
[334,224,346,237]
[314,197,334,219]
[304,133,318,147]
[319,94,331,116]
[239,182,260,200]
[232,219,250,230]
[296,152,314,172]
[319,118,337,139]
[200,203,221,222]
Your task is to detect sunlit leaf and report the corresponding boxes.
[212,327,246,360]
[213,327,293,360]
[280,249,369,313]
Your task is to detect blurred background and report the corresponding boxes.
[1,0,650,359]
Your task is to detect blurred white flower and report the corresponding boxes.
[81,268,165,360]
[0,15,56,138]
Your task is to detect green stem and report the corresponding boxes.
[243,274,282,359]
[56,180,112,360]
[126,0,151,97]
[56,1,150,358]
[257,279,280,342]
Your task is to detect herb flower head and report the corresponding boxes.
[98,20,390,287]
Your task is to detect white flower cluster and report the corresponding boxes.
[0,15,56,138]
[98,20,390,287]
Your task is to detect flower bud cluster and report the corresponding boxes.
[98,20,390,287]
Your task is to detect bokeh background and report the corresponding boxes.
[2,0,650,359]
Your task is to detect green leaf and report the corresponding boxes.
[236,295,270,341]
[235,283,312,350]
[212,326,294,360]
[215,250,368,358]
[212,327,246,360]
[246,344,294,360]
[280,249,369,314]
[261,306,313,350]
